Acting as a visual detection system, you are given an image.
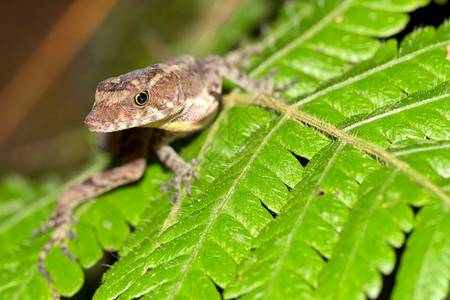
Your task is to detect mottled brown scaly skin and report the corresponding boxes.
[33,54,298,295]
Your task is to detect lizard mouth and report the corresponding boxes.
[84,116,102,131]
[85,124,103,132]
[84,113,136,132]
[84,116,123,132]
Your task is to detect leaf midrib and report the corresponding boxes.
[409,206,445,299]
[225,82,449,206]
[111,110,234,299]
[168,117,286,299]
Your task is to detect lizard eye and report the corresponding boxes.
[134,91,149,106]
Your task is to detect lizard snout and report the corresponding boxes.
[84,112,124,132]
[84,114,102,131]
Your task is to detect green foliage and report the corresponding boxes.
[1,0,449,299]
[0,156,108,298]
[392,202,450,300]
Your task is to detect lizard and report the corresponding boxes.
[33,54,298,288]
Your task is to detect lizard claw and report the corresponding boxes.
[252,71,299,101]
[33,215,78,238]
[32,218,56,238]
[282,77,300,90]
[263,68,279,81]
[266,77,300,102]
[61,243,77,261]
[271,77,299,92]
[162,159,199,203]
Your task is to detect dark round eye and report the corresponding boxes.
[134,91,149,106]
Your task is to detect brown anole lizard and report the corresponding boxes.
[33,54,297,287]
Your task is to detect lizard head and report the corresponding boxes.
[85,65,185,132]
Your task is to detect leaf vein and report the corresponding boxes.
[392,143,450,157]
[294,41,450,108]
[250,0,355,77]
[264,142,346,299]
[342,93,449,132]
[411,207,445,297]
[334,168,399,292]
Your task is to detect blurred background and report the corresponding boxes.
[0,0,281,179]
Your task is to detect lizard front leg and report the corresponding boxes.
[152,132,199,203]
[34,128,150,285]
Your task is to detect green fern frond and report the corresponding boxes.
[250,0,430,96]
[392,202,450,300]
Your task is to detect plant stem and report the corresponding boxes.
[224,94,450,204]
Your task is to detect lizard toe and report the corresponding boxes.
[189,158,200,167]
[71,215,79,224]
[32,218,57,238]
[61,243,76,261]
[183,176,193,196]
[161,176,181,203]
[162,159,199,202]
[279,77,300,91]
[187,159,200,180]
[67,230,78,241]
[263,68,279,81]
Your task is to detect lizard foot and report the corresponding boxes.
[276,76,300,91]
[224,43,265,68]
[246,68,299,101]
[161,159,199,203]
[259,68,299,99]
[33,214,78,284]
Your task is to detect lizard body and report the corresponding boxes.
[34,54,297,287]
